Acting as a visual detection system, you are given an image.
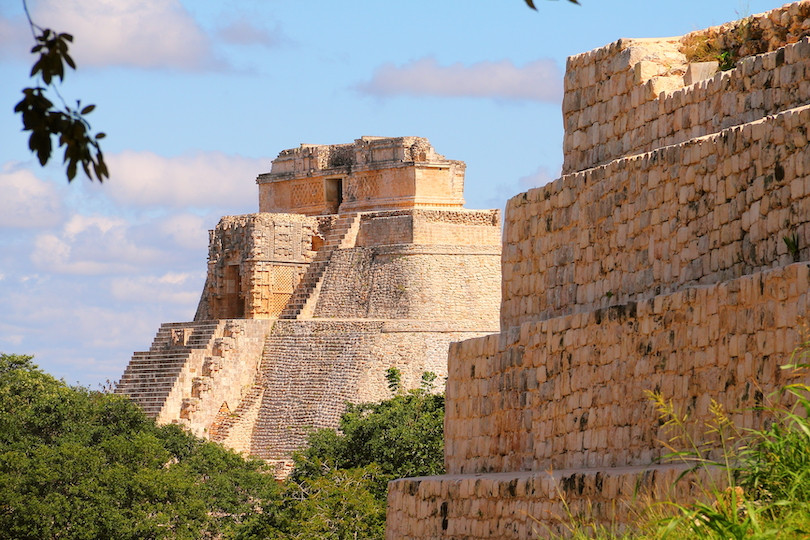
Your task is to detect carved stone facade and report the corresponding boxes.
[195,213,321,320]
[258,136,466,215]
[117,137,501,475]
[387,3,810,538]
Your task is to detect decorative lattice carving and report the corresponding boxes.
[268,293,293,317]
[291,181,320,208]
[347,173,380,201]
[271,266,297,293]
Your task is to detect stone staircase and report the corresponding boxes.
[208,381,264,446]
[116,321,222,418]
[279,212,360,320]
[118,319,271,432]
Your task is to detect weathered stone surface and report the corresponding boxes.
[562,10,810,174]
[388,3,810,537]
[447,262,807,476]
[683,61,719,85]
[503,104,810,329]
[257,136,467,215]
[117,137,502,475]
[387,465,718,539]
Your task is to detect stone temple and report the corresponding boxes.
[117,136,502,474]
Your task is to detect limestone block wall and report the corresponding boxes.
[387,5,810,537]
[173,319,272,438]
[212,320,498,473]
[562,4,810,174]
[313,245,501,320]
[502,104,810,329]
[257,136,467,215]
[448,262,808,475]
[354,209,501,247]
[562,37,686,174]
[117,321,221,419]
[118,319,272,434]
[411,209,500,245]
[680,2,810,67]
[387,465,713,539]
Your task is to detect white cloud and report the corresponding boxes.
[518,166,556,190]
[109,272,202,305]
[31,0,221,70]
[30,215,164,275]
[0,167,64,228]
[63,215,119,239]
[357,56,563,102]
[0,14,29,60]
[217,19,285,48]
[0,332,24,347]
[104,151,264,210]
[158,213,209,251]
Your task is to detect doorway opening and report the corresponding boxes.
[325,178,343,213]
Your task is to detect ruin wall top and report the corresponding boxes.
[562,1,810,175]
[502,102,810,329]
[256,136,466,215]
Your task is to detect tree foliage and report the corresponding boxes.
[524,0,580,8]
[293,388,445,481]
[237,465,387,540]
[14,1,108,183]
[0,354,446,539]
[239,386,445,539]
[0,353,273,539]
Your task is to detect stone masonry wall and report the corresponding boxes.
[175,319,272,438]
[680,2,810,67]
[313,245,501,321]
[562,6,810,174]
[387,465,713,539]
[354,209,500,247]
[447,262,808,475]
[388,6,810,536]
[212,320,497,474]
[502,103,810,329]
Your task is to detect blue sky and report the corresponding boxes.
[0,0,790,386]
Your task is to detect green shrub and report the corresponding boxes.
[0,353,274,540]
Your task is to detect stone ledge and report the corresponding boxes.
[503,103,810,328]
[448,262,809,474]
[387,464,717,539]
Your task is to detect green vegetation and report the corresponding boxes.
[240,381,445,538]
[13,333,807,540]
[0,353,274,539]
[0,353,444,539]
[16,0,108,183]
[784,232,800,262]
[551,334,810,539]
